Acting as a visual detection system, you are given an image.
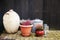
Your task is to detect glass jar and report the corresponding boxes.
[44,24,49,36]
[32,19,43,33]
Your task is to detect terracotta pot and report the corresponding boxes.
[20,25,33,37]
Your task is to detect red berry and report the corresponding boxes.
[35,30,44,36]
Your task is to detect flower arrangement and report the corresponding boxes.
[20,20,33,37]
[20,20,32,25]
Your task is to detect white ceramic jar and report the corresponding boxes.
[3,9,20,33]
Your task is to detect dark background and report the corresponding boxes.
[0,0,60,32]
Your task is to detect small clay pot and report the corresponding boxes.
[20,25,33,37]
